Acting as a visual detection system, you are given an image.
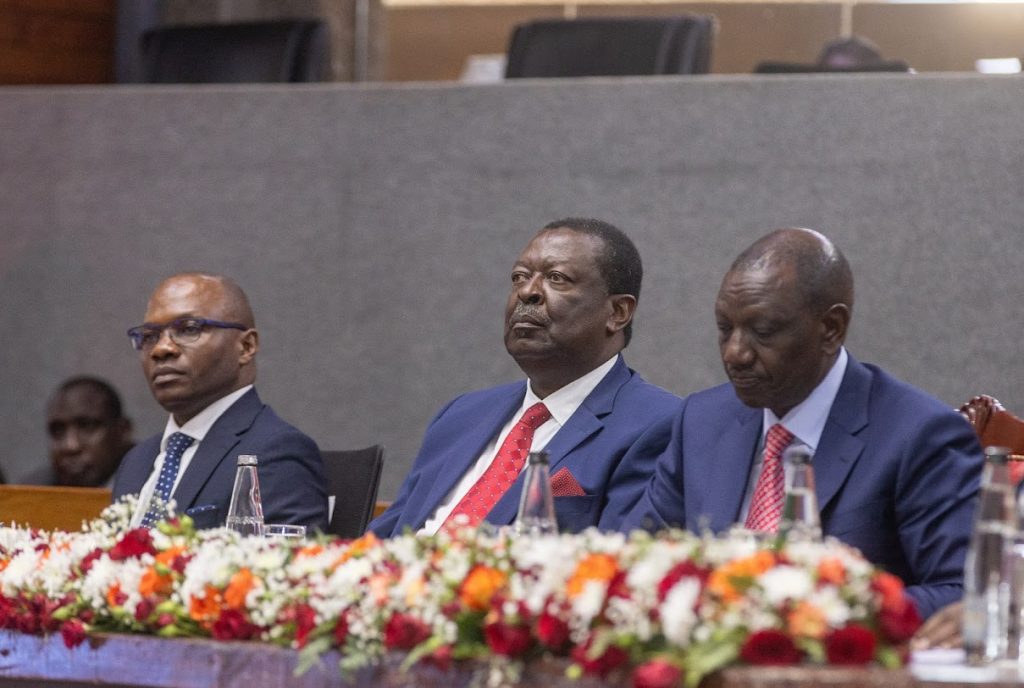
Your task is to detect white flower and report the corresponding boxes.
[660,577,701,646]
[758,565,813,605]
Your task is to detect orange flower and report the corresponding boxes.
[224,568,256,610]
[155,546,186,568]
[459,565,508,611]
[332,532,380,569]
[106,582,123,607]
[817,558,846,586]
[189,584,222,623]
[872,571,906,613]
[787,600,827,639]
[139,567,173,597]
[708,551,776,602]
[0,559,9,573]
[566,553,619,599]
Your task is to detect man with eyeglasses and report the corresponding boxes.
[112,273,328,531]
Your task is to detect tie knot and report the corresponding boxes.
[520,403,551,430]
[166,432,195,455]
[765,424,794,453]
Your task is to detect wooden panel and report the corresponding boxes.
[853,3,1024,72]
[0,0,115,84]
[0,485,111,532]
[577,3,842,73]
[383,4,564,80]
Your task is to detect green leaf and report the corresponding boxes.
[796,637,824,663]
[400,636,445,672]
[295,635,334,676]
[683,633,742,688]
[875,645,902,669]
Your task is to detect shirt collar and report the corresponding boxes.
[763,348,848,451]
[523,354,619,426]
[161,385,254,449]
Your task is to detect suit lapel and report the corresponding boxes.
[704,405,761,532]
[410,387,525,529]
[486,357,630,525]
[118,436,163,496]
[171,389,261,511]
[813,357,870,513]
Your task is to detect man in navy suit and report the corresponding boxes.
[370,218,683,537]
[623,228,982,619]
[112,273,328,531]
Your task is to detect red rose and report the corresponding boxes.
[425,644,453,671]
[211,609,260,641]
[536,610,570,651]
[739,629,801,665]
[879,598,921,644]
[60,620,87,648]
[156,613,175,628]
[632,659,683,688]
[79,548,104,574]
[135,598,155,622]
[333,615,349,647]
[657,561,710,603]
[293,604,317,648]
[484,619,533,657]
[109,529,157,561]
[571,635,630,677]
[383,613,431,650]
[825,624,877,665]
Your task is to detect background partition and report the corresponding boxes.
[1,75,1021,498]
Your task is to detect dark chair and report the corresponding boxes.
[140,19,329,84]
[960,395,1024,483]
[505,16,715,79]
[754,61,912,74]
[322,446,384,539]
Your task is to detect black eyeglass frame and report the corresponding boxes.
[127,318,248,351]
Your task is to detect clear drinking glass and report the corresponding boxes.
[264,524,306,541]
[514,451,558,536]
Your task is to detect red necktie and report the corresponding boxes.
[444,402,551,529]
[744,424,794,532]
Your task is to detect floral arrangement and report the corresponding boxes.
[0,502,920,688]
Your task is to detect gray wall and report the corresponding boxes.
[1,75,1022,499]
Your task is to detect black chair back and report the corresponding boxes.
[505,16,715,78]
[754,61,912,74]
[140,19,329,83]
[322,446,384,539]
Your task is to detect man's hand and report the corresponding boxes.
[911,601,962,650]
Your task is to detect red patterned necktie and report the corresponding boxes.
[444,402,551,529]
[744,423,795,532]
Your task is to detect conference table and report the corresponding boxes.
[0,629,1021,688]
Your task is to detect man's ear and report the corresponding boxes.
[607,294,637,335]
[820,304,851,354]
[239,329,259,365]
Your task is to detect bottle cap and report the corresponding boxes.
[237,454,258,466]
[527,451,550,466]
[984,446,1011,465]
[783,445,812,465]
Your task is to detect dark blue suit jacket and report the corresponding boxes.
[622,356,983,619]
[370,356,683,537]
[112,389,329,532]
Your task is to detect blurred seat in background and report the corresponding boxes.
[755,34,911,73]
[505,16,715,79]
[960,394,1024,483]
[140,19,329,84]
[322,446,385,539]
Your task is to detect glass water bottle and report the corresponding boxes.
[963,446,1015,664]
[514,451,558,536]
[778,445,822,542]
[225,454,265,536]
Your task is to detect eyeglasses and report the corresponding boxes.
[127,318,247,351]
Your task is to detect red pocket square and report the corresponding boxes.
[550,467,587,497]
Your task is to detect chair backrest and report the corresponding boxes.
[960,395,1024,483]
[322,446,384,539]
[140,20,329,84]
[754,61,912,74]
[0,485,111,531]
[505,16,715,78]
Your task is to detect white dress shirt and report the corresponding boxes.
[130,385,254,527]
[420,355,619,535]
[738,348,848,523]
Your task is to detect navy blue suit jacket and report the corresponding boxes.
[370,356,683,537]
[112,389,329,532]
[622,356,983,619]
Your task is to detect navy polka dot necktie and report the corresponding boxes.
[141,432,194,527]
